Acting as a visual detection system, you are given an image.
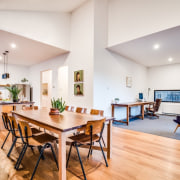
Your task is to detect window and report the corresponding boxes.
[154,90,180,103]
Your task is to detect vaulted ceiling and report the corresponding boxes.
[0,30,68,66]
[108,26,180,67]
[0,0,87,12]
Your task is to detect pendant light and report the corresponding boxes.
[2,50,10,79]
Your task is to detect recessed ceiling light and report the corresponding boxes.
[153,44,160,50]
[0,56,2,61]
[168,57,173,62]
[11,43,16,49]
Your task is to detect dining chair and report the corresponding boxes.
[76,107,87,114]
[7,116,42,157]
[16,120,58,180]
[67,118,108,180]
[22,106,33,110]
[1,113,11,149]
[90,109,104,116]
[90,109,106,148]
[65,106,75,112]
[173,116,180,133]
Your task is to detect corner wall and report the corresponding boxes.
[108,0,180,47]
[0,11,70,49]
[93,0,148,117]
[147,64,180,114]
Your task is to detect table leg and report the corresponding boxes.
[58,132,66,180]
[127,106,129,125]
[107,121,112,159]
[141,105,144,120]
[111,105,114,117]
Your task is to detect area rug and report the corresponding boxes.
[113,115,180,140]
[0,148,29,180]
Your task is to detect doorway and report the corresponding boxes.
[41,70,52,108]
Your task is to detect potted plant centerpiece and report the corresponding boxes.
[6,85,22,102]
[49,97,66,115]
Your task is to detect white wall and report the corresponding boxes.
[28,54,68,106]
[0,63,29,100]
[0,63,29,85]
[147,64,180,114]
[28,0,94,109]
[93,0,147,118]
[67,0,94,109]
[108,0,180,47]
[0,11,70,50]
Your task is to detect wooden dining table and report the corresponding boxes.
[12,108,114,180]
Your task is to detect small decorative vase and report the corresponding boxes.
[49,108,60,115]
[13,98,19,103]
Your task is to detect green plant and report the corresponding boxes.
[51,97,66,113]
[6,86,22,102]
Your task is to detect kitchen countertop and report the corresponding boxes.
[0,102,34,105]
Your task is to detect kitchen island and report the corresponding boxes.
[0,101,34,130]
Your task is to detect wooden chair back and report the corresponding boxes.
[33,106,39,110]
[8,116,18,136]
[85,118,105,135]
[2,112,10,130]
[18,120,32,138]
[154,99,162,112]
[65,106,74,112]
[76,107,87,114]
[22,106,33,110]
[90,109,104,116]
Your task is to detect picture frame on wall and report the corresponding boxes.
[74,83,84,96]
[74,70,84,82]
[42,83,48,95]
[126,76,132,88]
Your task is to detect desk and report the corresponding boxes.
[111,101,154,125]
[12,109,114,180]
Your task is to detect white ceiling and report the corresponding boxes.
[0,0,87,12]
[0,30,68,66]
[108,26,180,67]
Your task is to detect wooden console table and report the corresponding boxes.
[111,101,154,125]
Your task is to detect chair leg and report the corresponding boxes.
[99,141,108,167]
[38,146,45,160]
[75,143,87,180]
[102,137,106,147]
[66,143,73,168]
[15,144,28,170]
[31,146,45,180]
[87,144,92,159]
[1,131,10,149]
[15,144,26,169]
[49,144,59,170]
[7,137,17,157]
[174,124,180,133]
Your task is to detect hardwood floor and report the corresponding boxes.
[0,126,180,180]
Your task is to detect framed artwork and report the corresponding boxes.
[42,83,48,95]
[74,83,83,96]
[126,76,132,88]
[74,70,84,82]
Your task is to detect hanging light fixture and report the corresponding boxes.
[2,50,10,79]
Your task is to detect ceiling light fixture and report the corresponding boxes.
[11,43,16,49]
[168,57,173,62]
[2,51,10,79]
[153,44,160,50]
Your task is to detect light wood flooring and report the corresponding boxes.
[0,126,180,180]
